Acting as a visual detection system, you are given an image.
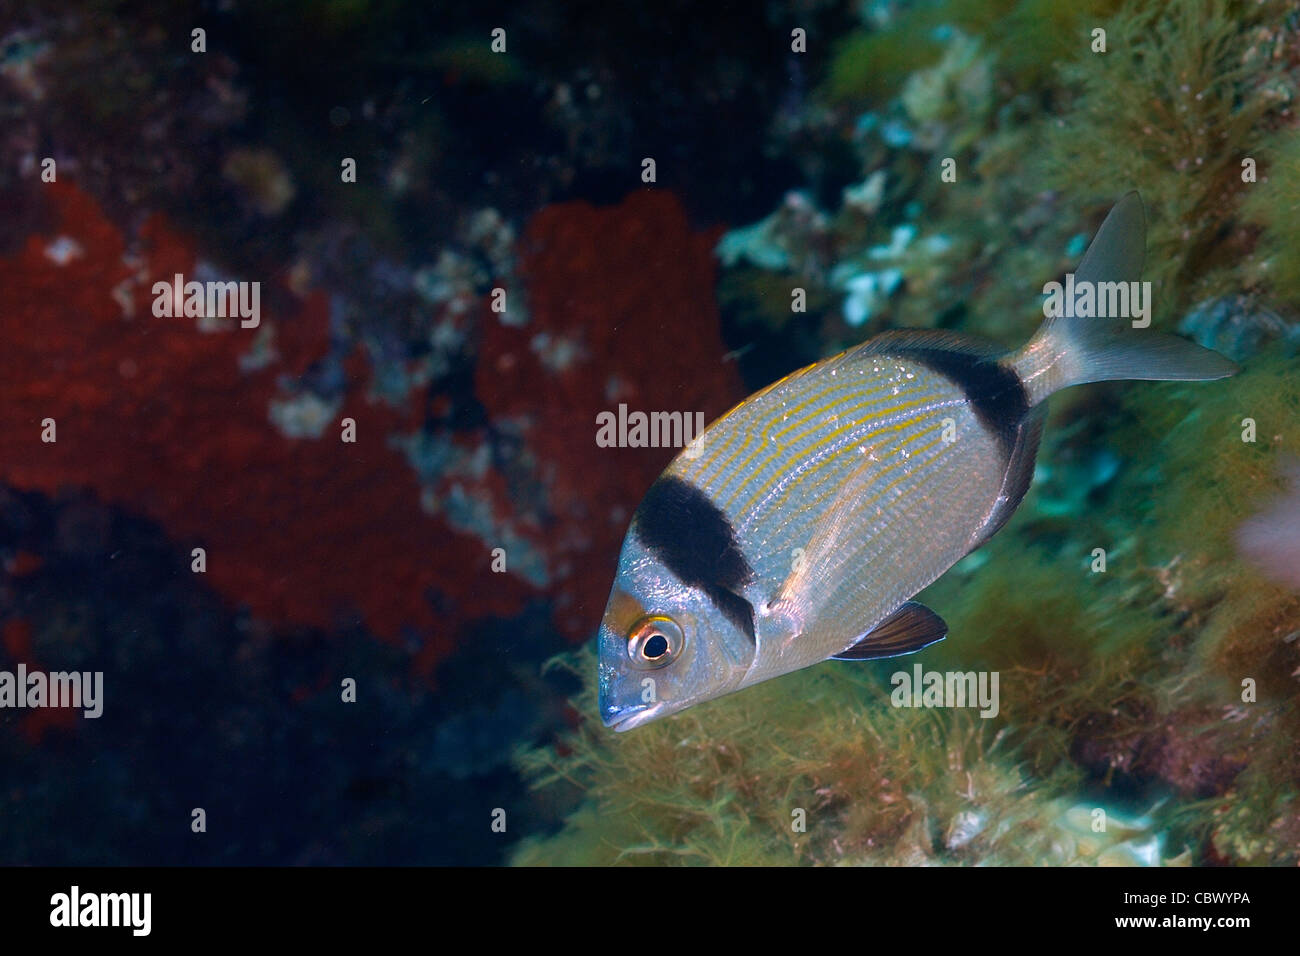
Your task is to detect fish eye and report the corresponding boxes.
[626,616,684,669]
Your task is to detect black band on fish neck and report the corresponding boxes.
[886,344,1029,456]
[633,476,757,643]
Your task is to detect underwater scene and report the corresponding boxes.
[0,0,1298,874]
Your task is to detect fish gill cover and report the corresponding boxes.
[0,0,1295,874]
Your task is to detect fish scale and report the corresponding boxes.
[690,354,926,504]
[676,357,968,577]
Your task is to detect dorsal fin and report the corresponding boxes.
[830,601,947,661]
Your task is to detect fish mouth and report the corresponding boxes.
[603,702,664,732]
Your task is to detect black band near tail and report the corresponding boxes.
[888,345,1029,456]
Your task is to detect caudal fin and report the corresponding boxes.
[1010,192,1237,406]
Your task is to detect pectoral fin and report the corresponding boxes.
[830,601,948,661]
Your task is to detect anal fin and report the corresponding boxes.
[830,601,948,661]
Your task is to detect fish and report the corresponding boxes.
[597,193,1236,731]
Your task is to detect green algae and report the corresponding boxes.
[968,0,1128,91]
[824,0,1126,108]
[1241,127,1300,308]
[825,20,945,107]
[513,652,1085,866]
[819,0,1295,342]
[1035,0,1287,318]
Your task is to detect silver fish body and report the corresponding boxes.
[598,193,1235,731]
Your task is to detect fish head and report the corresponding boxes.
[597,532,756,732]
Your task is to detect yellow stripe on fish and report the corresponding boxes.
[692,375,949,512]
